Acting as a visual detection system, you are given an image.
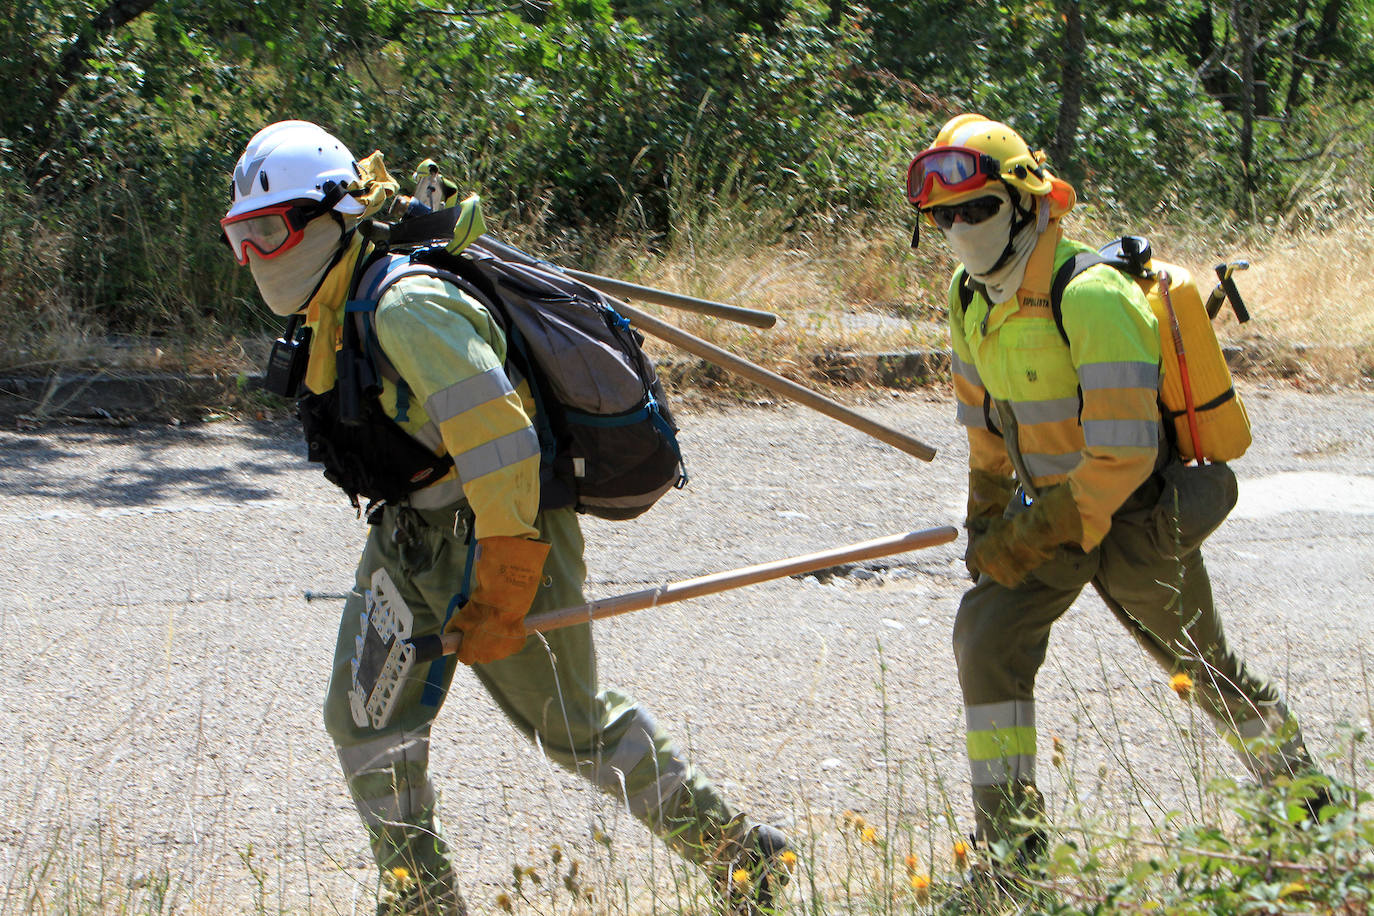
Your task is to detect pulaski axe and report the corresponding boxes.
[348,525,957,728]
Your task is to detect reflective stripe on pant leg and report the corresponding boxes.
[469,509,743,864]
[966,700,1038,787]
[323,514,458,883]
[1221,705,1310,781]
[954,572,1082,844]
[1095,518,1314,782]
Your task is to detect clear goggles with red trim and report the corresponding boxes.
[905,146,1001,208]
[221,200,329,265]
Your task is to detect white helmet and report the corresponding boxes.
[225,120,364,220]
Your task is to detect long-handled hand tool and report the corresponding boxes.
[349,526,957,728]
[561,268,778,329]
[478,235,938,462]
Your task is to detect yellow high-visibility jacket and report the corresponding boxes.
[305,238,540,541]
[949,231,1163,549]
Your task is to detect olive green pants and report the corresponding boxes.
[954,467,1311,845]
[323,503,748,899]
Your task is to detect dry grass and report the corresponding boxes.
[595,206,1374,396]
[6,208,1374,399]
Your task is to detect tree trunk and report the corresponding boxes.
[1233,0,1258,213]
[1050,0,1085,180]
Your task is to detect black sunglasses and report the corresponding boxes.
[924,195,1004,230]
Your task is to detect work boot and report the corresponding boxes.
[716,823,793,915]
[375,867,467,916]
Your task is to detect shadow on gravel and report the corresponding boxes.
[0,419,309,510]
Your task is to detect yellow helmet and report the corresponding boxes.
[906,114,1074,213]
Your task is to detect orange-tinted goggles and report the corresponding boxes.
[221,203,315,265]
[905,147,1000,208]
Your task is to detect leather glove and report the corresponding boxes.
[969,484,1083,588]
[445,536,551,665]
[964,470,1017,580]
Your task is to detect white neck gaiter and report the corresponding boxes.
[249,216,344,316]
[946,191,1044,305]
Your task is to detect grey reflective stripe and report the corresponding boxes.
[952,353,984,387]
[452,427,540,482]
[624,764,690,819]
[336,733,430,776]
[970,754,1036,786]
[406,477,465,510]
[355,783,437,828]
[412,420,444,452]
[956,400,988,430]
[1078,361,1160,391]
[1234,716,1269,741]
[604,708,662,776]
[1011,397,1080,426]
[1023,450,1082,478]
[1084,418,1160,448]
[424,367,516,425]
[965,700,1036,733]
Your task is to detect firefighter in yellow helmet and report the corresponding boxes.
[222,120,790,915]
[906,114,1328,860]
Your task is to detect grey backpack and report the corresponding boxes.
[353,241,686,520]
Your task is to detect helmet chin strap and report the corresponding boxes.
[981,180,1038,275]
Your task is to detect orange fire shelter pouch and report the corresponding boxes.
[1050,237,1252,463]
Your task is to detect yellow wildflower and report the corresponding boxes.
[904,854,919,873]
[861,825,878,845]
[779,849,798,870]
[732,868,751,887]
[953,840,969,868]
[910,872,931,903]
[388,866,412,885]
[1170,672,1194,699]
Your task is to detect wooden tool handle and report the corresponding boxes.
[423,526,958,659]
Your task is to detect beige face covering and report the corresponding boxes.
[944,188,1043,305]
[249,217,344,316]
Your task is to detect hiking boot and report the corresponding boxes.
[376,868,467,916]
[717,823,794,915]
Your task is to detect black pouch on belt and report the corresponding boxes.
[1153,460,1239,555]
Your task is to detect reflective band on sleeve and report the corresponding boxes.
[452,427,540,482]
[1022,450,1082,478]
[425,366,516,425]
[1078,361,1160,391]
[956,400,989,430]
[952,353,984,387]
[1011,397,1080,426]
[1084,418,1160,448]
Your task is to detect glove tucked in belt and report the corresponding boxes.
[969,484,1083,588]
[964,470,1017,580]
[445,536,551,665]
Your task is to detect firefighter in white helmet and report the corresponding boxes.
[222,120,791,915]
[906,113,1330,864]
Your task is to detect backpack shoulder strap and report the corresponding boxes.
[1049,252,1110,346]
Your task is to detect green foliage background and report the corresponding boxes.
[1,0,1372,360]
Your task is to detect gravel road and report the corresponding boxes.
[1,384,1371,914]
